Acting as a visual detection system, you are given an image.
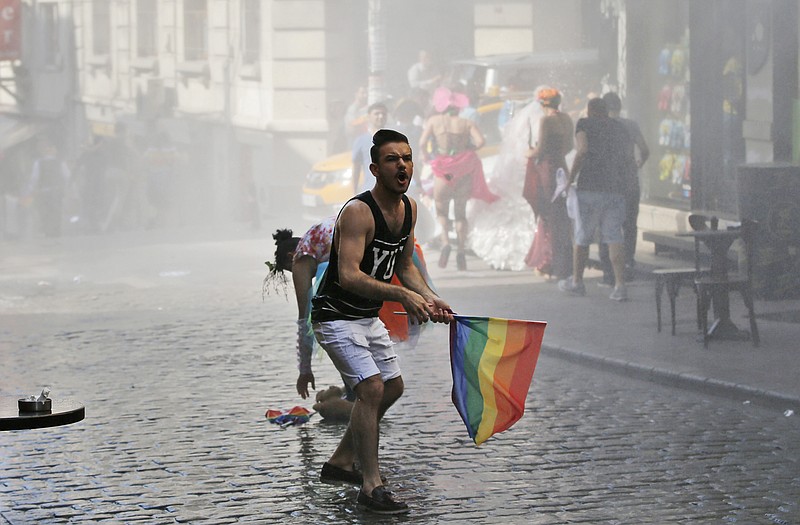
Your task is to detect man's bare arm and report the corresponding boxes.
[394,234,452,323]
[336,199,450,323]
[394,240,434,300]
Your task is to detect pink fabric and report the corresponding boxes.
[432,87,469,113]
[430,150,499,203]
[523,159,555,217]
[525,217,552,273]
[523,159,556,273]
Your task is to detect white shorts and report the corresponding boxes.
[312,318,401,390]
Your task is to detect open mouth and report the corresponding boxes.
[398,172,409,183]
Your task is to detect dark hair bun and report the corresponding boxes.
[272,228,293,245]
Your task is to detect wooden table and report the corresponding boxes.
[677,229,750,341]
[0,396,85,431]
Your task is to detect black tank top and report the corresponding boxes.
[311,191,412,322]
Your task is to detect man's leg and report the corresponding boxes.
[434,198,451,268]
[571,190,594,285]
[436,213,450,249]
[324,382,381,475]
[453,182,471,254]
[453,219,466,252]
[326,422,357,471]
[608,242,625,288]
[573,244,589,284]
[602,192,628,300]
[347,376,382,492]
[623,187,640,274]
[453,219,467,270]
[559,190,593,295]
[551,202,573,280]
[433,178,452,252]
[598,242,613,284]
[348,375,403,494]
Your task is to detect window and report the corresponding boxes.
[92,0,111,55]
[39,3,60,66]
[242,0,260,65]
[183,0,208,61]
[137,0,158,57]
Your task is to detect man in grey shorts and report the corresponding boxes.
[559,97,631,301]
[311,129,453,514]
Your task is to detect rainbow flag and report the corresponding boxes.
[450,316,546,445]
[266,406,312,427]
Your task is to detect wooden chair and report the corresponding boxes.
[654,267,698,334]
[653,214,708,335]
[695,219,760,348]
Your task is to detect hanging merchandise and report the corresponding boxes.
[652,37,691,204]
[670,47,686,77]
[659,47,672,76]
[671,84,686,114]
[658,84,672,111]
[659,153,675,181]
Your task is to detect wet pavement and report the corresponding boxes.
[1,227,798,524]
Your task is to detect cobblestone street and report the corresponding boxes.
[1,234,798,524]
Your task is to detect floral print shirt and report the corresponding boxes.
[292,216,334,264]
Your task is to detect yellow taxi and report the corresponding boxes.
[300,151,356,218]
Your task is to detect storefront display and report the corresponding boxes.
[650,32,691,207]
[625,0,691,211]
